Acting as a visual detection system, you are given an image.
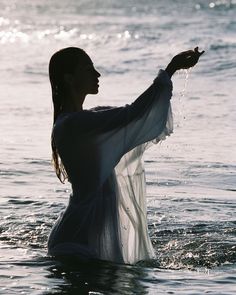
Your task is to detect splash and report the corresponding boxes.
[174,69,191,128]
[180,69,190,99]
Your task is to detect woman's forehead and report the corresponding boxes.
[75,56,94,71]
[78,54,93,65]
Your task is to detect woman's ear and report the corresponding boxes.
[64,73,73,85]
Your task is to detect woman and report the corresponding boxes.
[47,47,204,264]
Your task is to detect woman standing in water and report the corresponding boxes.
[47,47,204,264]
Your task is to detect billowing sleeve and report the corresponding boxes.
[57,70,173,194]
[95,69,173,181]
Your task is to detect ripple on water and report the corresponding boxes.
[150,219,236,270]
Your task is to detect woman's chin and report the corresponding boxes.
[91,87,99,94]
[91,90,98,95]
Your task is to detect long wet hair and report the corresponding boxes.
[49,47,88,183]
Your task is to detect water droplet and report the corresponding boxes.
[195,4,201,10]
[209,2,215,8]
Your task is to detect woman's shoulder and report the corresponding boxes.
[57,106,115,120]
[53,107,115,135]
[57,106,122,124]
[53,104,127,137]
[56,110,95,125]
[89,105,115,111]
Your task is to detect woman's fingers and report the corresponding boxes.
[194,46,205,56]
[186,48,205,64]
[179,47,204,57]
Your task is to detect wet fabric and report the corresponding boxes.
[47,69,173,264]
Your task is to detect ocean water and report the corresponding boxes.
[0,0,236,294]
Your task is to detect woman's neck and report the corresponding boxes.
[63,92,86,112]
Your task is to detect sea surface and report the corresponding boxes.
[0,0,236,294]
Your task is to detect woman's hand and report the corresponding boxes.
[165,47,205,78]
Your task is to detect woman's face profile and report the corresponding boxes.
[70,55,101,96]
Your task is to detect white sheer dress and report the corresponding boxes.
[47,69,173,264]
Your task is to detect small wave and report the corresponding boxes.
[197,0,236,11]
[0,169,31,177]
[23,158,51,166]
[24,65,48,77]
[7,199,46,206]
[152,220,236,269]
[210,43,236,51]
